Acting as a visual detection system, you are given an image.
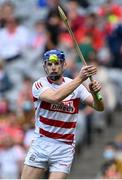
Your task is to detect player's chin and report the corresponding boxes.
[49,73,61,81]
[50,72,58,76]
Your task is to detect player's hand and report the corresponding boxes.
[79,65,97,82]
[89,80,102,94]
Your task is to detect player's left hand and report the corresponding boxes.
[89,80,102,94]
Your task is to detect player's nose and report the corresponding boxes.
[52,63,57,69]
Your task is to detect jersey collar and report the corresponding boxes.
[47,77,65,84]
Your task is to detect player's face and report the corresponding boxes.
[44,60,65,81]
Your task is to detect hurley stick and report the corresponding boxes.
[58,6,102,101]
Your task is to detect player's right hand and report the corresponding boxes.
[79,65,97,82]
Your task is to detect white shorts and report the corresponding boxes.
[24,136,75,174]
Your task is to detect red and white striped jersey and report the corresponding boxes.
[32,76,91,144]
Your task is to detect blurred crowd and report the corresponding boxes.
[97,133,122,179]
[0,0,122,179]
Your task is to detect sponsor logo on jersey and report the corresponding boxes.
[50,101,75,113]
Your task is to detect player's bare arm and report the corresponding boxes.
[40,65,97,103]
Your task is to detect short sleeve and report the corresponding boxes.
[78,84,91,101]
[32,81,49,99]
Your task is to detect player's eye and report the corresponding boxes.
[54,62,60,65]
[47,62,60,66]
[47,62,52,66]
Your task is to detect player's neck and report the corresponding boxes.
[47,76,64,85]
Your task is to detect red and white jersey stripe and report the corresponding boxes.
[32,76,91,144]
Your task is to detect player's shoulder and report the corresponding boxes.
[32,77,47,88]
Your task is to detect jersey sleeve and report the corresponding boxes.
[78,84,91,101]
[32,81,49,99]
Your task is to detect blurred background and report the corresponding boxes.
[0,0,122,179]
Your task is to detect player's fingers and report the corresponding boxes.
[89,81,101,92]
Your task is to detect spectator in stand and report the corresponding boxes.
[0,59,13,96]
[0,15,30,62]
[100,159,122,179]
[16,75,34,131]
[100,137,122,177]
[47,0,59,10]
[102,142,118,161]
[0,96,9,115]
[114,134,122,175]
[77,0,90,9]
[76,34,95,66]
[30,20,47,51]
[23,116,35,150]
[64,0,86,44]
[59,0,86,57]
[0,134,25,179]
[16,75,33,115]
[0,111,24,144]
[107,23,122,68]
[98,0,122,37]
[98,0,122,21]
[44,9,61,51]
[0,1,15,29]
[84,13,105,52]
[5,111,24,145]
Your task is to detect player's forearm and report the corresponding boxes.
[41,76,83,103]
[54,76,83,102]
[92,93,104,111]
